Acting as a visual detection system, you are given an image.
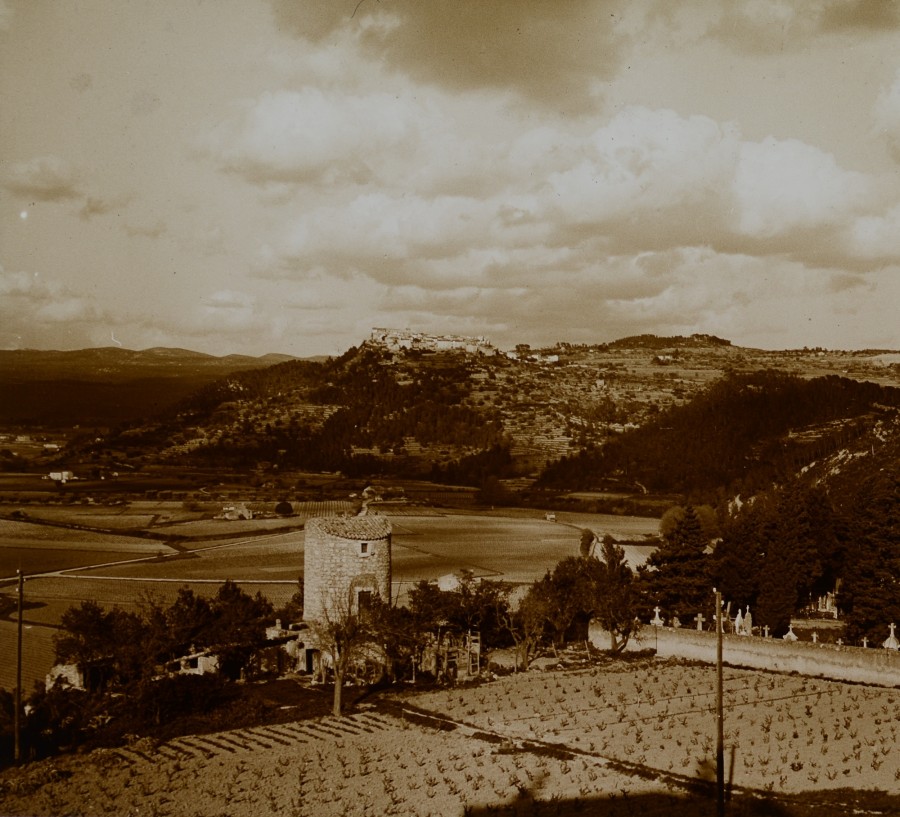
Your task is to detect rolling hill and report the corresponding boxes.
[37,334,898,503]
[0,347,297,426]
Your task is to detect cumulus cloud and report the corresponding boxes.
[733,137,871,238]
[208,88,419,185]
[268,0,628,109]
[0,268,111,349]
[207,85,508,196]
[850,203,900,260]
[3,156,81,202]
[546,108,739,226]
[247,100,890,298]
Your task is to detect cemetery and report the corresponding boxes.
[607,606,900,688]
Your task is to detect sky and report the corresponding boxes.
[1,0,899,358]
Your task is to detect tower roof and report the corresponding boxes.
[306,515,391,541]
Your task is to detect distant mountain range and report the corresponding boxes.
[0,346,301,425]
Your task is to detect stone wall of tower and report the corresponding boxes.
[303,515,392,623]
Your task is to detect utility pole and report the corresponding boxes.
[715,587,724,817]
[15,569,24,764]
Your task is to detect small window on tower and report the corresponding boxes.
[360,542,369,556]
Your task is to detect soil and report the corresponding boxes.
[2,657,899,817]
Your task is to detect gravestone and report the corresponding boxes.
[884,623,899,651]
[695,613,705,631]
[650,606,664,627]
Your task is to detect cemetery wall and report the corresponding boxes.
[605,625,900,688]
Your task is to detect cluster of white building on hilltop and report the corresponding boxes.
[369,328,496,355]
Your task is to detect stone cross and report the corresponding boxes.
[862,637,868,648]
[651,606,664,626]
[763,625,770,638]
[811,631,818,644]
[837,638,843,646]
[695,613,705,631]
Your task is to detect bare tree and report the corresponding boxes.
[308,587,373,717]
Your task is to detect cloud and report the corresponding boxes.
[268,0,629,109]
[0,268,111,349]
[819,0,900,32]
[198,290,258,331]
[850,203,900,260]
[247,101,891,297]
[79,196,126,221]
[3,156,81,202]
[207,85,509,196]
[733,137,871,238]
[675,1,899,54]
[545,108,739,227]
[0,0,12,31]
[875,68,900,159]
[207,88,421,186]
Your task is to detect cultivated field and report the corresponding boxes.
[0,518,176,577]
[0,506,658,693]
[1,657,898,816]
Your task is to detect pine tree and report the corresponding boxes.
[640,505,712,621]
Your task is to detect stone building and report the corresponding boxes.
[303,514,392,623]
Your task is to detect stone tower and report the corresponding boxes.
[303,515,392,623]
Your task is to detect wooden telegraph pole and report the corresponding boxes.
[715,588,724,817]
[15,569,24,764]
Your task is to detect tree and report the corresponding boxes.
[713,484,845,636]
[640,505,712,622]
[503,584,549,671]
[538,556,605,651]
[54,601,111,673]
[309,587,372,717]
[593,536,638,653]
[367,597,417,682]
[273,576,304,624]
[660,505,719,542]
[839,463,900,643]
[451,576,511,650]
[206,580,274,679]
[579,528,596,558]
[164,588,214,660]
[54,602,149,689]
[407,579,456,680]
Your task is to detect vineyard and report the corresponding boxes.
[2,658,898,816]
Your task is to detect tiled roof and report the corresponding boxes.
[307,515,391,541]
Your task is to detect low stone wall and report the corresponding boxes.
[597,624,900,687]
